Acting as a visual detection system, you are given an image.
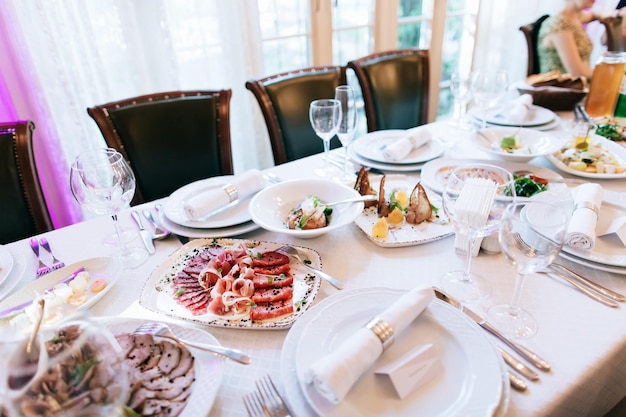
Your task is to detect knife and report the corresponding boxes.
[550,263,626,302]
[497,346,539,381]
[432,287,551,372]
[131,211,155,255]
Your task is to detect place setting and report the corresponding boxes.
[468,93,561,131]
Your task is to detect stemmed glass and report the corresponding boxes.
[471,70,509,128]
[449,72,473,129]
[70,148,148,270]
[334,86,358,183]
[488,201,568,338]
[439,164,516,302]
[309,99,342,177]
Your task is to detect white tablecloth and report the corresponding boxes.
[2,116,626,417]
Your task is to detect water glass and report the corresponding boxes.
[309,99,341,177]
[334,86,358,182]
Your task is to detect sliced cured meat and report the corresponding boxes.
[250,300,294,321]
[252,272,294,289]
[252,286,293,303]
[253,263,291,276]
[251,251,290,267]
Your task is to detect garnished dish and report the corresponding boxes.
[472,126,562,162]
[506,173,548,198]
[594,118,626,143]
[139,238,321,329]
[551,138,626,175]
[287,195,332,230]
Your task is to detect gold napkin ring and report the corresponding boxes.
[365,317,394,351]
[223,184,239,203]
[574,201,599,216]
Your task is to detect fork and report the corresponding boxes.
[133,322,252,364]
[243,389,268,417]
[255,375,292,417]
[142,209,170,239]
[29,238,50,276]
[39,237,65,271]
[277,245,344,290]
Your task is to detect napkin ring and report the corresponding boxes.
[365,317,394,351]
[574,201,599,216]
[222,184,239,203]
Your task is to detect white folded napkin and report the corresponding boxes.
[382,128,431,162]
[506,94,533,124]
[305,286,434,405]
[566,183,604,250]
[182,169,266,221]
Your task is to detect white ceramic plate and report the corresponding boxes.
[352,129,444,165]
[469,104,556,127]
[95,317,225,417]
[0,248,31,301]
[472,127,563,163]
[290,288,505,417]
[348,146,427,172]
[0,257,121,319]
[546,135,626,179]
[558,252,626,275]
[164,176,254,228]
[0,245,14,288]
[420,158,566,200]
[159,211,259,238]
[139,238,322,330]
[353,175,454,247]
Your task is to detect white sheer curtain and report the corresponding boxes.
[0,0,273,228]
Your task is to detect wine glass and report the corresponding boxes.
[70,148,148,270]
[448,72,473,129]
[334,86,358,183]
[309,99,342,177]
[439,164,516,302]
[487,201,568,339]
[471,70,509,128]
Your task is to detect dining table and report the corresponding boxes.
[1,111,626,417]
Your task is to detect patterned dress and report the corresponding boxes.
[537,14,593,74]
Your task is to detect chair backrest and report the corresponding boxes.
[347,49,430,133]
[519,14,550,76]
[246,66,347,165]
[0,121,53,244]
[87,90,234,205]
[600,15,626,52]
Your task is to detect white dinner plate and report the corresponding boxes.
[420,158,566,199]
[348,146,428,172]
[471,127,563,163]
[558,252,626,275]
[0,245,15,288]
[159,210,259,238]
[0,248,32,301]
[290,288,506,417]
[352,129,444,165]
[469,104,556,127]
[353,175,454,247]
[139,238,322,330]
[95,317,225,417]
[164,176,254,228]
[546,135,626,179]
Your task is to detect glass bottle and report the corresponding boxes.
[585,52,626,118]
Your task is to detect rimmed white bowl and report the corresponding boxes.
[472,126,563,162]
[248,179,364,238]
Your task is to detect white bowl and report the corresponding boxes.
[248,179,364,238]
[472,126,563,162]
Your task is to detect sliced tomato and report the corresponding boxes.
[528,175,549,186]
[251,286,293,303]
[250,300,294,321]
[251,251,290,267]
[253,263,291,276]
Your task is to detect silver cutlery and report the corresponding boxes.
[131,211,156,255]
[243,389,267,417]
[142,209,170,239]
[433,287,551,371]
[29,238,50,276]
[507,369,528,392]
[253,374,292,417]
[550,263,626,302]
[498,345,539,381]
[133,322,251,364]
[155,203,190,245]
[39,237,65,271]
[277,245,344,290]
[542,269,619,308]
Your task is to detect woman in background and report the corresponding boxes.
[538,0,597,79]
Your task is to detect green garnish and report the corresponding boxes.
[500,135,517,152]
[174,287,185,297]
[123,407,143,417]
[267,276,275,284]
[504,175,548,197]
[595,123,622,141]
[70,358,98,385]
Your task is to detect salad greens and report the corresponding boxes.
[504,174,548,198]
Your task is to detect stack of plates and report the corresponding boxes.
[469,104,560,131]
[0,246,31,301]
[350,129,445,172]
[159,176,260,238]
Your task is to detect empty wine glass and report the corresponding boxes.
[334,85,358,183]
[449,72,473,129]
[471,70,509,128]
[487,200,568,339]
[439,164,516,302]
[309,99,342,177]
[70,148,148,270]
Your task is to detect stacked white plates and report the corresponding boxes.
[469,104,560,131]
[0,246,33,301]
[160,175,259,238]
[350,129,445,172]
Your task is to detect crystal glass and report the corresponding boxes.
[471,70,509,128]
[334,86,358,183]
[439,164,516,302]
[309,99,342,177]
[70,148,148,270]
[488,201,568,339]
[449,72,473,129]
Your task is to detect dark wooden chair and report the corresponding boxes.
[0,121,53,244]
[87,90,234,205]
[347,49,430,132]
[600,15,626,52]
[519,14,550,76]
[246,66,346,165]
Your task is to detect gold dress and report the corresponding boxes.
[537,14,593,74]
